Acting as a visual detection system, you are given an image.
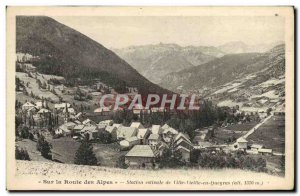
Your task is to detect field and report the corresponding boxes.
[213,122,257,144]
[16,139,51,162]
[50,137,124,166]
[247,115,285,153]
[51,137,81,164]
[16,72,60,102]
[93,143,127,167]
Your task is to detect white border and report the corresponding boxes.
[1,0,298,195]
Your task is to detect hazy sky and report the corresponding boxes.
[53,16,284,49]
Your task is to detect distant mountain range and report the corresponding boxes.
[159,44,285,91]
[16,16,170,94]
[218,41,284,54]
[113,41,283,84]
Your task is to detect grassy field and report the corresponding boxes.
[226,122,257,132]
[93,143,127,167]
[50,137,124,166]
[213,122,257,144]
[247,115,285,153]
[51,137,81,164]
[16,139,51,162]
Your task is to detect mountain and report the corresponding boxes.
[160,44,285,91]
[113,43,224,84]
[218,41,284,54]
[16,16,170,94]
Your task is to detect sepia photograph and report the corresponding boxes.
[6,6,294,191]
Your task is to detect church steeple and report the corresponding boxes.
[64,103,69,123]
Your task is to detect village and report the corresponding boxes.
[16,97,285,171]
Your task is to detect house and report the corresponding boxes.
[120,136,140,148]
[148,134,161,147]
[94,107,113,115]
[35,101,44,109]
[258,148,273,155]
[55,124,71,136]
[132,104,145,115]
[54,85,66,91]
[117,127,138,140]
[130,122,144,129]
[81,125,98,140]
[27,106,38,115]
[150,107,165,113]
[250,144,264,152]
[137,128,150,144]
[37,108,51,117]
[174,135,193,151]
[125,145,157,168]
[195,141,214,149]
[234,138,248,149]
[82,118,96,126]
[54,103,71,110]
[105,126,118,141]
[176,146,191,162]
[75,112,82,119]
[112,123,122,129]
[151,125,162,135]
[97,124,106,132]
[64,122,76,130]
[74,120,82,125]
[98,120,114,127]
[73,124,85,133]
[22,102,35,110]
[162,123,170,130]
[162,127,179,143]
[63,107,76,115]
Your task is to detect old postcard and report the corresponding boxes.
[6,6,294,191]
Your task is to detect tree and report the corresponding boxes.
[36,135,52,159]
[159,147,184,168]
[267,108,272,116]
[97,131,112,144]
[190,149,201,164]
[74,137,98,166]
[158,138,184,168]
[15,147,31,161]
[19,126,30,139]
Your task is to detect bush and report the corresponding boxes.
[15,147,31,161]
[196,150,267,172]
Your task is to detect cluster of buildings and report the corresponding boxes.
[20,99,278,168]
[53,115,194,168]
[21,101,52,121]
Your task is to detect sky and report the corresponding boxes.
[53,16,285,49]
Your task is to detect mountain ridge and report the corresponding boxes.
[16,16,170,94]
[159,44,285,91]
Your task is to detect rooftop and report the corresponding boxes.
[125,145,156,158]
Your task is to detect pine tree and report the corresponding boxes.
[74,137,98,166]
[36,135,52,159]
